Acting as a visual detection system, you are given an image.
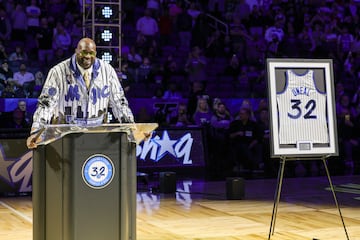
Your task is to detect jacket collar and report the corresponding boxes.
[69,54,100,80]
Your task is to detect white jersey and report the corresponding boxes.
[31,55,134,133]
[276,70,329,144]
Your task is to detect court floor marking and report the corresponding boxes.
[0,200,32,223]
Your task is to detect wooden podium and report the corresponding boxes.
[32,123,157,240]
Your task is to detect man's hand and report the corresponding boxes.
[26,134,38,149]
[26,129,45,149]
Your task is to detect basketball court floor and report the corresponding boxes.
[1,173,360,240]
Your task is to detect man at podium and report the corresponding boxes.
[27,37,134,149]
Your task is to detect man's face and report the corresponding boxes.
[18,101,26,111]
[76,40,97,69]
[239,109,249,121]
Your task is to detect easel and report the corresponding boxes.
[268,155,350,240]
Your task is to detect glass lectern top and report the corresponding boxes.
[35,123,158,146]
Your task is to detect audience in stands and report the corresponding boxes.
[8,45,28,62]
[1,1,360,177]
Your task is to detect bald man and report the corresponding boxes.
[27,38,134,149]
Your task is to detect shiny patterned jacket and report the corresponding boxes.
[31,55,134,134]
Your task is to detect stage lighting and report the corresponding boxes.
[101,29,112,42]
[102,6,113,19]
[95,4,119,23]
[97,48,119,67]
[95,26,119,46]
[100,51,113,63]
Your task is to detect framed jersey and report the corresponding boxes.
[267,58,338,157]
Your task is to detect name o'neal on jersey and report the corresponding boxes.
[291,86,311,96]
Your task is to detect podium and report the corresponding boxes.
[32,123,157,240]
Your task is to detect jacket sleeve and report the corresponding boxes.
[30,68,61,133]
[107,65,135,123]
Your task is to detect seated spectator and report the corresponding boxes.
[0,43,8,61]
[12,63,35,97]
[184,46,207,84]
[8,45,28,62]
[32,70,44,98]
[137,57,154,83]
[3,107,30,129]
[1,81,16,98]
[163,82,182,99]
[0,60,13,79]
[52,22,72,55]
[229,107,260,178]
[118,61,135,94]
[192,96,212,126]
[17,99,32,124]
[152,86,164,99]
[168,102,192,127]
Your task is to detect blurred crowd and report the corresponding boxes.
[1,0,360,178]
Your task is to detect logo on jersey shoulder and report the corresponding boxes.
[82,154,115,189]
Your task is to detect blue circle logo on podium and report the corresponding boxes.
[82,154,115,189]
